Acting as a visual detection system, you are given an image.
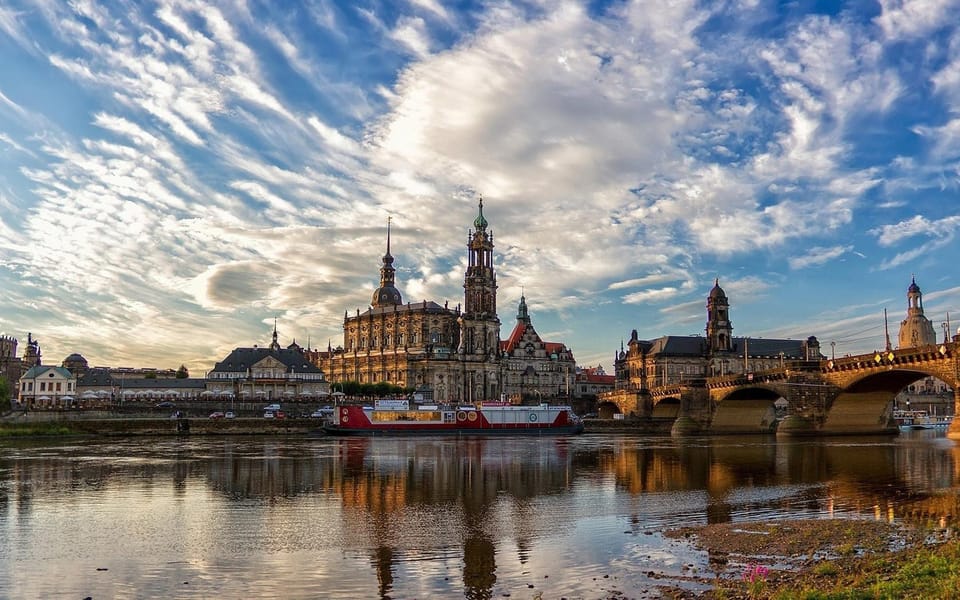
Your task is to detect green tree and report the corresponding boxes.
[176,365,189,379]
[0,376,11,412]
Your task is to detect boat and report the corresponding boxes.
[323,399,584,436]
[893,409,954,430]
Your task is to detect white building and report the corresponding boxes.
[19,365,77,408]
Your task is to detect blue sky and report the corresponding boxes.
[1,0,959,375]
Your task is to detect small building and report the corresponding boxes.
[573,366,615,399]
[19,365,77,409]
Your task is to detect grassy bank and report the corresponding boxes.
[764,540,960,600]
[0,422,79,437]
[665,519,960,599]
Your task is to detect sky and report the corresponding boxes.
[1,0,960,376]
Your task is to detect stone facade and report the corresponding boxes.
[500,294,576,402]
[206,325,329,403]
[318,200,576,405]
[0,335,22,399]
[613,280,823,394]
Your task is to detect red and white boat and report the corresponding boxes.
[323,400,584,436]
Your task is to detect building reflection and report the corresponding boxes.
[0,435,958,598]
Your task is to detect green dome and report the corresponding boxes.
[474,198,488,229]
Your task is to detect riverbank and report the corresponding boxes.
[658,519,960,599]
[0,414,661,436]
[0,416,318,436]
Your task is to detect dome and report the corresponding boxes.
[372,286,403,307]
[64,353,87,365]
[62,353,88,373]
[708,278,727,299]
[473,198,488,230]
[908,277,921,294]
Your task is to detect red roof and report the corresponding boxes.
[578,372,615,384]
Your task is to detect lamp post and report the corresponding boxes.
[831,341,836,361]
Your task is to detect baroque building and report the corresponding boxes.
[897,276,937,349]
[319,200,574,405]
[614,279,823,392]
[206,323,329,402]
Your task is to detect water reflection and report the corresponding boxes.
[0,434,958,599]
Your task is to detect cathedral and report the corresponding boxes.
[317,200,575,404]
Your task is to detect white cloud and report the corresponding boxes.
[788,245,853,269]
[875,0,960,41]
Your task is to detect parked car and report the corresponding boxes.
[275,410,286,420]
[156,401,176,408]
[263,403,281,412]
[208,412,225,419]
[311,408,334,419]
[224,411,236,419]
[263,411,275,419]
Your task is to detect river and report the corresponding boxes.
[1,431,958,599]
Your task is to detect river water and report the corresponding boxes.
[1,431,958,599]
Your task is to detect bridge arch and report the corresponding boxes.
[711,386,782,433]
[652,396,681,419]
[822,368,936,434]
[596,399,623,420]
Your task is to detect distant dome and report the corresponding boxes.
[62,353,88,373]
[908,278,921,294]
[708,279,727,299]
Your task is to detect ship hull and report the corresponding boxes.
[323,423,584,436]
[323,404,584,436]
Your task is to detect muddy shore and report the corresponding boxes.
[653,518,958,599]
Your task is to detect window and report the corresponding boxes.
[40,382,46,392]
[56,382,62,392]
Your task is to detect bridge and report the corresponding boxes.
[598,341,960,439]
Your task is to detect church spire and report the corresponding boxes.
[517,290,530,324]
[371,216,403,308]
[270,318,281,351]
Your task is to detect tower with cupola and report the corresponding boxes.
[898,276,937,348]
[706,279,733,353]
[458,198,502,402]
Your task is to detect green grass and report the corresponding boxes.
[0,422,78,437]
[769,541,960,600]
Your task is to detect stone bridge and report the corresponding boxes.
[598,342,960,439]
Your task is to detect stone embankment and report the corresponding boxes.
[0,413,319,436]
[0,412,669,436]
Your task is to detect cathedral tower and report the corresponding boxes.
[706,279,733,353]
[459,198,500,355]
[898,276,937,348]
[458,198,502,402]
[371,217,403,308]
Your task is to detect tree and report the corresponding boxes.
[176,365,189,379]
[0,376,10,412]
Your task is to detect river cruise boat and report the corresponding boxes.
[893,409,954,430]
[323,400,584,436]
